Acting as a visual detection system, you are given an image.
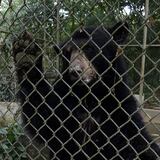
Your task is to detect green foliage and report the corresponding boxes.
[0,75,15,101]
[0,124,27,160]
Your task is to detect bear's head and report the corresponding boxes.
[54,22,129,85]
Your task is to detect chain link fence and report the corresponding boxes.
[0,0,160,159]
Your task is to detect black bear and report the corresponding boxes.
[12,22,160,160]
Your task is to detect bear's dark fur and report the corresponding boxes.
[12,22,160,160]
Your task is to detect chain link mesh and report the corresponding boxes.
[0,0,160,159]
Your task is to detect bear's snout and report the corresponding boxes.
[69,50,97,83]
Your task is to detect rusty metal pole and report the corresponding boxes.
[139,0,149,105]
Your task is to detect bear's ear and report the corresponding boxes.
[109,21,129,44]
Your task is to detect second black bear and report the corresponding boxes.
[13,22,160,160]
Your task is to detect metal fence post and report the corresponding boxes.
[139,0,149,105]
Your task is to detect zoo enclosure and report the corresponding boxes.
[0,0,160,159]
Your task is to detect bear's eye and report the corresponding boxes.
[62,50,71,61]
[84,47,93,53]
